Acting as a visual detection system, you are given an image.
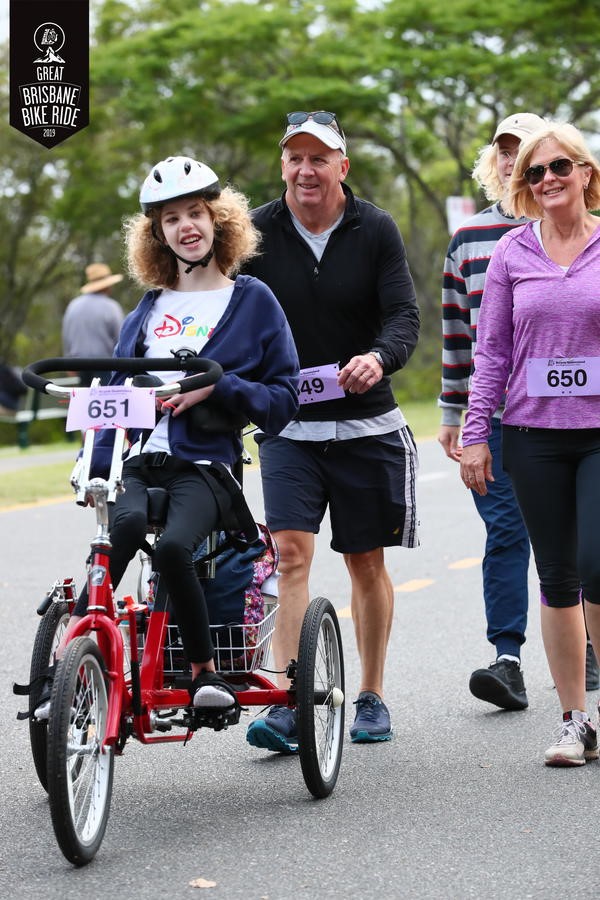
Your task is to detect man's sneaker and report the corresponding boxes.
[586,641,600,691]
[190,671,237,709]
[246,706,298,753]
[349,691,392,743]
[545,712,599,767]
[469,659,528,711]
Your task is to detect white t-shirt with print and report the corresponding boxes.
[135,286,232,455]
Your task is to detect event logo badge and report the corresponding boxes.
[9,0,89,149]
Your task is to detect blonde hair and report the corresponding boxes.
[124,186,260,288]
[471,143,506,203]
[506,121,600,219]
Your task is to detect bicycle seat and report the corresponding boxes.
[147,487,169,527]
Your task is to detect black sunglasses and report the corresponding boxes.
[286,110,344,137]
[523,157,582,186]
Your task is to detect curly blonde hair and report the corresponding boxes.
[124,186,260,288]
[506,122,600,220]
[471,142,507,203]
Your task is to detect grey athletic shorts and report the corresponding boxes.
[256,428,419,554]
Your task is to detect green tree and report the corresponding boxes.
[337,0,600,381]
[2,0,600,392]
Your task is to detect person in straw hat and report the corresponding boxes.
[62,262,125,385]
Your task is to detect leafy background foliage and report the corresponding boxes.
[2,0,599,402]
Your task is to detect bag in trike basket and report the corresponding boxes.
[194,523,279,673]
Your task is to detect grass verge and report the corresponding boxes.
[0,399,439,509]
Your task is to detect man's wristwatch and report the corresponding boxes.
[367,350,384,367]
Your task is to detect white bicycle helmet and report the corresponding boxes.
[140,156,221,214]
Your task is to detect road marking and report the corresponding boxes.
[448,557,481,570]
[395,578,435,592]
[0,495,72,514]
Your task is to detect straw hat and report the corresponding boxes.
[80,263,123,294]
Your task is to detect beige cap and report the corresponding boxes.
[493,113,546,143]
[80,263,123,294]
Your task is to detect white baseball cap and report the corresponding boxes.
[493,113,546,143]
[280,112,346,154]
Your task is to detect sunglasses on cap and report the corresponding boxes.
[286,110,345,137]
[523,157,585,186]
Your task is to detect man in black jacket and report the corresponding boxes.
[245,110,420,749]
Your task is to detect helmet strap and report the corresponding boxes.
[151,221,214,273]
[178,246,214,274]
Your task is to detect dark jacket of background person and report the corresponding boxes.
[245,184,419,421]
[0,363,26,412]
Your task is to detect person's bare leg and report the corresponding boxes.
[344,547,393,699]
[271,530,314,689]
[541,603,586,713]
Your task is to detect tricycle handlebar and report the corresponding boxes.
[22,356,223,398]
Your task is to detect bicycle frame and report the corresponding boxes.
[67,588,291,749]
[64,419,129,748]
[61,389,290,751]
[21,355,344,867]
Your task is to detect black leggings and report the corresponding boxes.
[74,456,227,662]
[502,426,600,607]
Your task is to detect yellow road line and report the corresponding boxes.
[395,578,435,592]
[0,494,73,513]
[448,557,482,570]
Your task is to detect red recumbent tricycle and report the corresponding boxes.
[15,357,345,866]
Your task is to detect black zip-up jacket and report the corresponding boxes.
[244,184,419,422]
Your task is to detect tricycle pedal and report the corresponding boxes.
[191,705,241,731]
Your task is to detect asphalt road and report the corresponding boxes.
[0,438,596,898]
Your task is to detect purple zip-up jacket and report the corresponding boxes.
[462,221,600,446]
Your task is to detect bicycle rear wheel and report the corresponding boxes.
[29,600,69,791]
[47,637,114,866]
[296,597,345,798]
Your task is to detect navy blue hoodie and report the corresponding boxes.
[92,274,299,473]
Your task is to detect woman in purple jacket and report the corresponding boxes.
[460,122,600,767]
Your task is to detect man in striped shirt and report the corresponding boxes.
[438,114,548,710]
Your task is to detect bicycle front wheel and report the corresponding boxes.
[29,600,69,792]
[296,597,345,798]
[47,637,114,866]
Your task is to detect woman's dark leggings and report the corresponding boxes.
[74,456,225,662]
[502,426,600,607]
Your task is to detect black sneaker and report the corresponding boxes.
[586,641,600,691]
[469,659,528,711]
